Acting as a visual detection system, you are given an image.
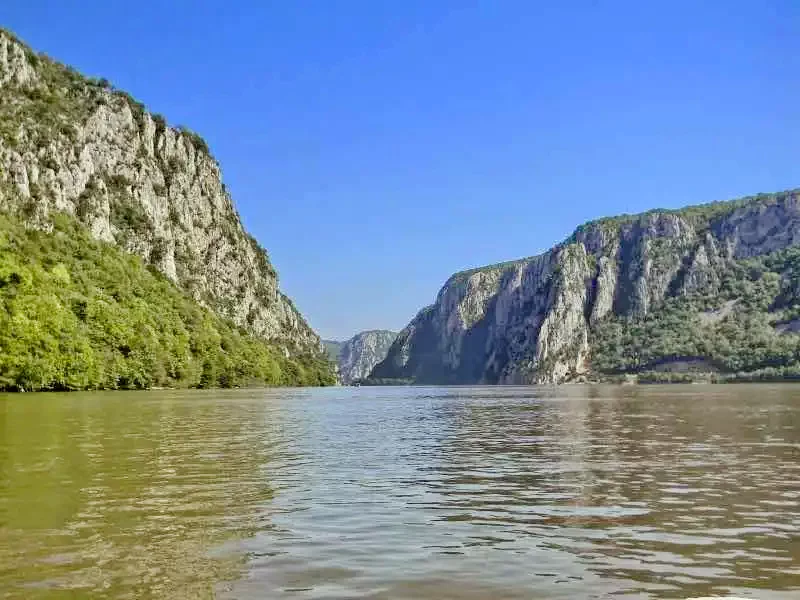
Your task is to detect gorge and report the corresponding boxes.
[371,191,800,384]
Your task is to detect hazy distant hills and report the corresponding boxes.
[325,330,397,384]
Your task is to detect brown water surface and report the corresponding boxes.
[0,385,798,599]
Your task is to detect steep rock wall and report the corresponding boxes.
[0,30,320,353]
[337,330,397,384]
[372,192,800,383]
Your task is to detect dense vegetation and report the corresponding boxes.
[571,191,788,241]
[0,27,207,157]
[0,211,335,391]
[591,246,800,381]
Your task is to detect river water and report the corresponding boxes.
[0,385,797,599]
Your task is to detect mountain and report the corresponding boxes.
[0,28,334,389]
[327,330,397,384]
[322,340,344,363]
[0,211,334,390]
[371,190,800,384]
[0,29,320,352]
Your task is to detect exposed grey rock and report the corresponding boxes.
[713,194,800,258]
[372,191,800,384]
[0,29,321,354]
[322,340,344,363]
[335,330,397,384]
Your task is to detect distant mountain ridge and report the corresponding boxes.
[322,340,344,363]
[326,330,397,384]
[371,190,800,384]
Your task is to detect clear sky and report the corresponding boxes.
[3,1,799,339]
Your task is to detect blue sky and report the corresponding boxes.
[3,1,799,339]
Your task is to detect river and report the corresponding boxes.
[0,385,798,599]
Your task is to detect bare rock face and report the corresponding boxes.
[334,330,397,384]
[0,29,321,354]
[372,191,800,384]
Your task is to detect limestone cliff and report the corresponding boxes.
[371,191,800,384]
[336,330,397,384]
[322,340,344,363]
[0,29,320,353]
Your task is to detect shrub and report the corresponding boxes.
[0,210,335,390]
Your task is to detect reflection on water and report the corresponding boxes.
[0,385,798,599]
[0,391,275,599]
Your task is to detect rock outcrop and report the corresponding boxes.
[372,191,800,384]
[0,29,321,354]
[330,330,397,384]
[322,340,344,363]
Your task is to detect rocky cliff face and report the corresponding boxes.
[335,330,397,384]
[372,191,800,384]
[322,340,344,363]
[0,29,320,353]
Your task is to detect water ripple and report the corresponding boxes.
[0,385,798,599]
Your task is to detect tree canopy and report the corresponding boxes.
[0,211,335,391]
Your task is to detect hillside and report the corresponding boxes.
[322,340,344,363]
[371,190,800,384]
[0,28,322,354]
[336,330,397,384]
[0,28,334,388]
[0,211,334,390]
